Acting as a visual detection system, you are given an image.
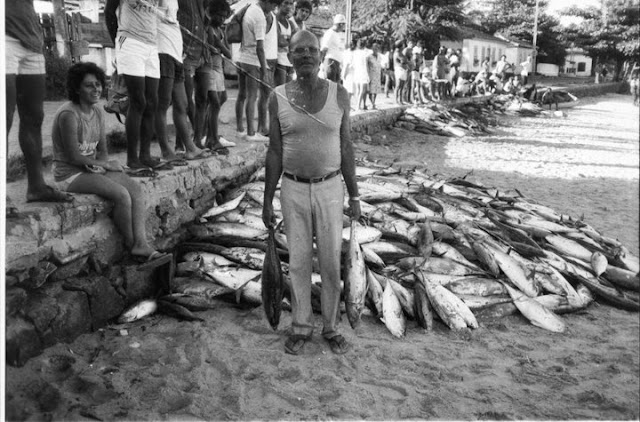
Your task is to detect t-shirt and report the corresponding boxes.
[5,0,44,53]
[157,0,183,61]
[117,0,160,46]
[52,102,105,182]
[264,12,278,61]
[238,3,266,66]
[320,27,345,63]
[207,26,225,72]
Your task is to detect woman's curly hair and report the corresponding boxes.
[66,62,106,104]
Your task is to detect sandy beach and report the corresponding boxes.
[4,93,639,421]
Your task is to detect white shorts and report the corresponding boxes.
[115,36,160,78]
[5,35,46,75]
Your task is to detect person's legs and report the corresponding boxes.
[139,77,159,167]
[6,74,17,142]
[155,73,178,160]
[243,65,260,137]
[193,69,210,148]
[206,89,224,149]
[15,74,70,201]
[280,177,315,337]
[173,79,204,157]
[258,60,276,134]
[123,75,147,167]
[235,63,248,134]
[311,176,344,339]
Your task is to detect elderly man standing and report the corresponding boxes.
[263,30,360,355]
[320,14,347,83]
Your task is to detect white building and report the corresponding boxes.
[562,48,593,77]
[441,27,534,75]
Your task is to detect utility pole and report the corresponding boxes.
[52,0,70,58]
[345,0,353,48]
[531,0,539,84]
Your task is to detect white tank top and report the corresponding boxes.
[276,82,343,178]
[264,12,278,61]
[277,18,292,67]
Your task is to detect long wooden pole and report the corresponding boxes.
[531,0,539,83]
[52,0,70,58]
[345,0,352,47]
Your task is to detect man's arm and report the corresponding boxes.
[263,92,283,228]
[336,84,360,220]
[104,0,119,43]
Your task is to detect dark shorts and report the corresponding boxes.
[159,53,185,82]
[237,61,261,80]
[184,56,210,78]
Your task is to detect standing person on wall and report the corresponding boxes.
[5,0,73,203]
[275,0,295,86]
[263,30,361,356]
[235,0,283,143]
[320,14,347,84]
[176,0,212,151]
[105,0,166,172]
[203,0,236,154]
[155,0,210,166]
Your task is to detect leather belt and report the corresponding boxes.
[283,169,341,184]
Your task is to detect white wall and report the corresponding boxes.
[537,63,559,76]
[563,53,592,77]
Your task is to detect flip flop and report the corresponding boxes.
[284,334,311,355]
[150,161,173,171]
[211,147,230,156]
[125,168,158,178]
[325,334,349,355]
[131,250,169,264]
[167,158,188,166]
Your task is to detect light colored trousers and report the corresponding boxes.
[280,175,344,339]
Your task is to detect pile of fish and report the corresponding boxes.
[118,160,639,338]
[395,94,571,139]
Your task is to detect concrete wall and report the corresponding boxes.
[4,107,404,367]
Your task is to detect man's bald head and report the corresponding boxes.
[288,30,321,78]
[290,30,319,50]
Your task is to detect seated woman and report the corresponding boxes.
[51,62,167,263]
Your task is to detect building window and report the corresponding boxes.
[486,47,490,63]
[473,45,479,66]
[481,46,485,64]
[578,62,586,72]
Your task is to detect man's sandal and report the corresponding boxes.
[284,334,311,355]
[325,334,349,355]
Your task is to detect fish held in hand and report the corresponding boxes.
[344,220,368,329]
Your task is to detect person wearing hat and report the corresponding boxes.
[320,13,347,83]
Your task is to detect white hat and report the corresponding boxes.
[333,14,346,24]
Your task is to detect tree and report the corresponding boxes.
[561,0,639,80]
[470,0,567,65]
[327,0,466,57]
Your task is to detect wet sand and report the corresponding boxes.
[5,94,639,421]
